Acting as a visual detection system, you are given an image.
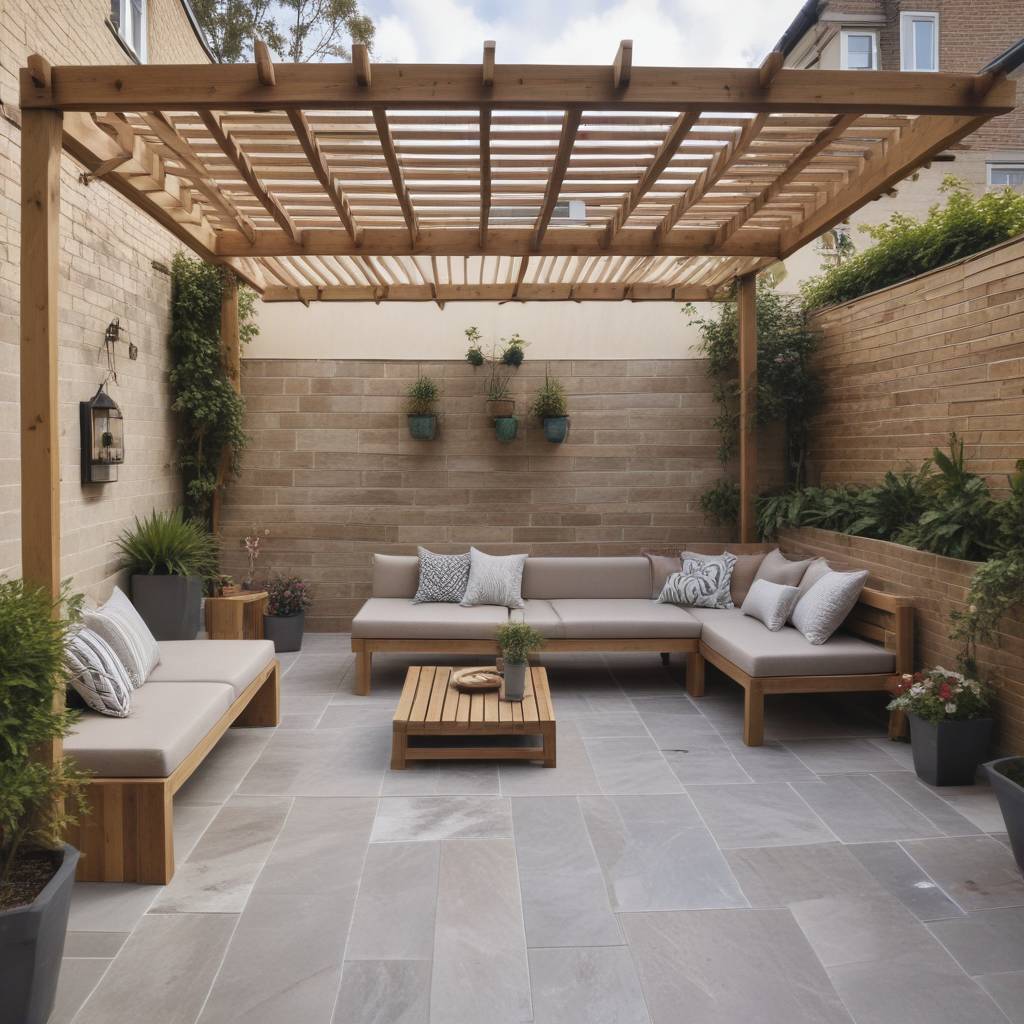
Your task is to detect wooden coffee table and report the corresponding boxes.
[391,665,555,770]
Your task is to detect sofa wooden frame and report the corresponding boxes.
[66,659,281,885]
[686,586,913,745]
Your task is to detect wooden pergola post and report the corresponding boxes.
[210,274,239,534]
[737,272,758,543]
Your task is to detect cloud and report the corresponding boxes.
[371,0,801,67]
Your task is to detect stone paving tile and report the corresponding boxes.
[688,783,834,849]
[846,841,965,922]
[873,771,983,836]
[499,733,601,796]
[370,795,512,842]
[583,735,684,795]
[928,907,1024,976]
[783,738,907,774]
[51,958,110,1024]
[333,960,431,1024]
[902,835,1024,911]
[976,972,1024,1024]
[528,946,650,1024]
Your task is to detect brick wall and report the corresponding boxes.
[222,358,785,631]
[0,1,209,598]
[779,527,1024,755]
[805,234,1024,491]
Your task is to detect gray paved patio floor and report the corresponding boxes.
[58,636,1024,1024]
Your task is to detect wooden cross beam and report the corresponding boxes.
[373,107,420,245]
[532,107,581,249]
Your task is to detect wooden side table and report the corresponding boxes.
[205,591,268,640]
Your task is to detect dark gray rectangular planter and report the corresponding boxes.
[130,574,203,640]
[502,661,527,701]
[264,612,305,653]
[985,757,1024,874]
[908,713,994,786]
[0,844,79,1024]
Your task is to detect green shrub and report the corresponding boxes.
[802,178,1024,310]
[497,622,544,664]
[406,375,440,416]
[117,508,220,579]
[700,479,740,527]
[529,374,569,420]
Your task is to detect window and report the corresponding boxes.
[988,164,1024,190]
[901,12,939,71]
[841,30,878,70]
[110,0,146,61]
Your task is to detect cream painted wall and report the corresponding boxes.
[250,298,712,360]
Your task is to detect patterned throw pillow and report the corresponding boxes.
[66,628,133,717]
[413,547,471,604]
[460,548,528,609]
[790,570,868,645]
[658,552,737,609]
[100,587,161,679]
[84,608,147,688]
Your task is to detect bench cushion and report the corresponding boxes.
[148,640,276,698]
[548,599,702,639]
[372,554,419,598]
[64,682,235,778]
[352,598,509,639]
[518,600,565,639]
[690,609,895,677]
[522,557,652,600]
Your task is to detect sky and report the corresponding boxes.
[364,0,805,67]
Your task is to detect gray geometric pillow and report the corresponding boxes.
[413,547,471,604]
[66,628,133,717]
[790,569,868,645]
[658,552,736,609]
[460,548,528,609]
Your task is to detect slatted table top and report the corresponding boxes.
[395,665,554,733]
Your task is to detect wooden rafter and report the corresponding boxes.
[479,108,492,247]
[532,107,581,249]
[373,107,420,245]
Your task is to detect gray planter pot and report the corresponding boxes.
[408,414,437,440]
[264,612,305,653]
[542,416,570,443]
[908,713,993,787]
[0,844,79,1024]
[130,574,204,640]
[503,661,528,701]
[985,757,1024,874]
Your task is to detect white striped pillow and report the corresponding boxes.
[83,608,146,688]
[66,628,133,717]
[100,587,160,680]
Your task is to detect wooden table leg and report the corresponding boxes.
[743,682,765,746]
[686,651,705,698]
[542,724,556,768]
[391,724,408,770]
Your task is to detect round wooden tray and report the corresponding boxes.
[451,666,503,692]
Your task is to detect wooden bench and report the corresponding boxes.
[66,657,280,885]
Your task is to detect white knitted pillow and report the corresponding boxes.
[66,628,133,717]
[741,579,800,632]
[460,548,528,609]
[790,570,868,645]
[100,587,160,679]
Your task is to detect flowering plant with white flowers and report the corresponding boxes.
[887,667,992,725]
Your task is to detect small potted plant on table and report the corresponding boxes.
[406,374,440,440]
[0,579,86,1024]
[117,509,218,640]
[986,756,1024,874]
[530,371,571,443]
[496,622,544,701]
[887,667,994,786]
[263,575,312,653]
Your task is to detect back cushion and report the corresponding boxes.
[522,557,652,600]
[372,554,419,597]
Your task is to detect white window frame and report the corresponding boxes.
[987,163,1024,190]
[900,11,939,71]
[840,29,878,71]
[111,0,147,62]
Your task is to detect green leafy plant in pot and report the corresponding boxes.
[887,667,993,786]
[406,375,440,440]
[116,509,218,640]
[496,622,544,701]
[0,579,87,1024]
[263,575,312,653]
[500,333,528,367]
[464,325,485,366]
[529,372,570,443]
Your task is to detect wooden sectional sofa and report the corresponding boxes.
[64,640,280,884]
[351,548,913,746]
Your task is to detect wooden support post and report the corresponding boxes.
[737,272,758,543]
[211,275,240,534]
[686,652,706,698]
[743,682,765,746]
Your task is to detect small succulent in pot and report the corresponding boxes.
[500,333,527,367]
[529,372,570,443]
[263,575,313,653]
[464,326,485,367]
[406,375,440,440]
[496,621,544,700]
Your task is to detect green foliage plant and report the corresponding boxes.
[500,334,528,367]
[887,666,992,724]
[465,326,485,366]
[406,375,440,416]
[0,579,86,897]
[497,622,545,665]
[802,178,1024,310]
[700,479,740,527]
[265,575,312,618]
[529,373,569,420]
[169,253,258,525]
[117,508,220,580]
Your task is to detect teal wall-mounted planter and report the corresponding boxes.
[408,414,437,440]
[494,416,518,443]
[542,416,570,443]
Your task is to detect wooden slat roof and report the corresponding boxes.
[21,44,1016,301]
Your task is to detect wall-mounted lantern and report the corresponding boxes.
[80,384,125,483]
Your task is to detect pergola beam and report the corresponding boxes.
[373,107,420,244]
[737,272,758,543]
[260,281,715,302]
[532,107,581,248]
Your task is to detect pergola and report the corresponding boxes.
[18,43,1017,609]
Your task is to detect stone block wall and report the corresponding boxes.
[222,358,784,631]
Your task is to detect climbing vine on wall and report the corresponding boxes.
[169,252,258,526]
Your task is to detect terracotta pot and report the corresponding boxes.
[487,398,515,418]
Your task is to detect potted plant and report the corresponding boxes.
[117,509,219,641]
[985,757,1024,874]
[263,575,312,653]
[406,375,440,440]
[500,333,527,367]
[496,622,544,701]
[465,326,485,366]
[242,527,270,591]
[887,667,994,786]
[529,372,571,443]
[485,365,516,420]
[0,579,86,1024]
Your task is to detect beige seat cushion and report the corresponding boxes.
[522,557,652,600]
[689,609,894,677]
[549,599,702,639]
[351,598,509,639]
[65,682,234,778]
[149,640,276,698]
[518,600,565,639]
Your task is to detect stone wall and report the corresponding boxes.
[779,527,1024,755]
[222,358,785,631]
[0,1,210,597]
[805,234,1024,492]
